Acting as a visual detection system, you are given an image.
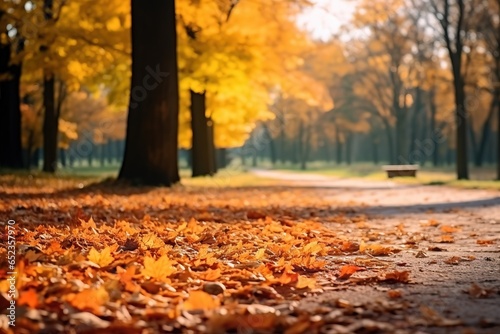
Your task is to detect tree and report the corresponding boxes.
[118,0,180,185]
[0,9,24,169]
[429,0,476,179]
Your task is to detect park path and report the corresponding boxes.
[252,169,500,333]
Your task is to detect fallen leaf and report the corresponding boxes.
[383,271,410,283]
[296,275,316,289]
[87,246,114,267]
[142,255,176,281]
[338,265,364,279]
[387,289,402,299]
[476,239,495,245]
[182,290,220,310]
[17,289,39,308]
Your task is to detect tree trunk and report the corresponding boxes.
[59,148,66,167]
[335,126,342,165]
[119,0,180,185]
[190,90,214,177]
[475,92,498,167]
[408,87,422,157]
[217,148,227,169]
[42,75,58,172]
[0,34,23,169]
[497,99,500,180]
[345,133,353,165]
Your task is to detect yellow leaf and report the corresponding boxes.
[296,275,316,289]
[141,255,176,281]
[88,246,114,267]
[254,248,266,260]
[183,291,219,311]
[302,241,323,255]
[66,286,109,313]
[200,268,221,281]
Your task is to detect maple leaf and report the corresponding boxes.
[66,287,109,314]
[296,275,316,289]
[254,248,266,260]
[80,217,97,231]
[383,271,410,283]
[338,265,364,279]
[87,246,114,267]
[182,291,220,311]
[142,255,176,281]
[278,271,299,285]
[200,268,222,281]
[17,289,39,308]
[302,241,324,255]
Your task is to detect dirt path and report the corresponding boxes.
[253,169,500,333]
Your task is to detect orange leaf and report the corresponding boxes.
[200,268,221,281]
[302,241,323,255]
[439,235,455,243]
[296,275,316,289]
[477,239,495,245]
[17,289,39,308]
[278,271,299,285]
[384,271,410,283]
[183,291,220,311]
[338,265,364,279]
[387,289,402,299]
[440,225,460,233]
[142,255,176,281]
[66,287,109,313]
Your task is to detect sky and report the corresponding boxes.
[296,0,357,41]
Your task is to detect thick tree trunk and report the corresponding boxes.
[42,75,58,172]
[190,90,214,177]
[119,0,180,185]
[0,37,23,169]
[207,117,217,173]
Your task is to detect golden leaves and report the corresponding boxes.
[142,255,177,281]
[182,291,220,311]
[88,246,115,267]
[66,286,109,314]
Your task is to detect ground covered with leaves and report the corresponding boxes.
[0,173,499,333]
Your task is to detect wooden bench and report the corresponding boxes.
[382,165,419,178]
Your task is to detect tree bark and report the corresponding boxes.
[119,0,180,185]
[0,28,23,169]
[42,75,58,172]
[474,92,498,166]
[190,90,214,177]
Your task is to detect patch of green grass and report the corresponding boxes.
[180,169,281,188]
[272,164,500,190]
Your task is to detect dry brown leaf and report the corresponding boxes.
[383,271,410,283]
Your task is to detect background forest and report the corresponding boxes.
[1,0,499,181]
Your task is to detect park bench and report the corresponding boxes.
[382,164,419,178]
